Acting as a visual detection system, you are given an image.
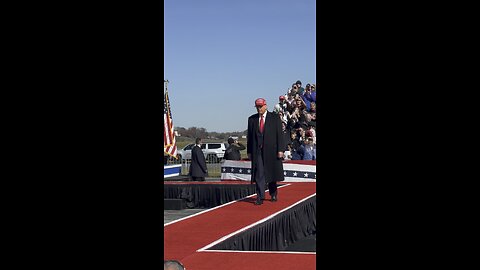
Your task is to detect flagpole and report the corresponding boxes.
[164,79,169,93]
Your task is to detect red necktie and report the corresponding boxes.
[260,115,264,133]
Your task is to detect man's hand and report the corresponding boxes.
[277,152,284,159]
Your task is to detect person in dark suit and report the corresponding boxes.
[224,137,246,160]
[189,138,207,181]
[247,98,285,205]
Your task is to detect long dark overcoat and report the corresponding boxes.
[189,145,208,177]
[247,111,285,184]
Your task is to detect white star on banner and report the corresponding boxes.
[222,168,226,172]
[247,169,251,173]
[293,172,297,176]
[239,169,242,173]
[304,173,309,177]
[284,171,287,175]
[231,168,235,172]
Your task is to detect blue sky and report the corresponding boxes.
[164,0,316,133]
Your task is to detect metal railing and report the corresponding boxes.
[164,155,223,177]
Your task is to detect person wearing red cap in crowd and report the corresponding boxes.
[277,95,288,114]
[247,98,285,205]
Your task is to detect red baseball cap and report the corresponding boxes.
[279,95,285,100]
[255,98,266,107]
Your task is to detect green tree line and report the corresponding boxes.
[175,126,247,141]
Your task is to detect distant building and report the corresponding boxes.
[174,130,181,137]
[241,135,246,139]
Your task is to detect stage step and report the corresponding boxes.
[164,199,186,210]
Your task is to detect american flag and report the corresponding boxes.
[164,90,177,158]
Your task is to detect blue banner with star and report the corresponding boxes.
[221,160,316,182]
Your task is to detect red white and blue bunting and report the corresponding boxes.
[221,160,316,182]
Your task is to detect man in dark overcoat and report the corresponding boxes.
[247,98,285,205]
[189,138,208,181]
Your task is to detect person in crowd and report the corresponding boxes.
[289,131,302,160]
[286,92,296,109]
[281,121,291,150]
[224,137,246,161]
[247,98,285,205]
[287,106,302,128]
[302,84,315,112]
[294,95,307,111]
[307,124,316,143]
[307,122,317,143]
[295,80,305,96]
[297,111,310,131]
[310,83,317,101]
[278,95,288,112]
[189,138,208,181]
[305,83,311,91]
[288,83,299,97]
[286,117,296,132]
[303,137,315,160]
[273,103,282,114]
[297,127,307,143]
[283,143,293,160]
[304,110,313,122]
[311,133,316,158]
[291,141,304,160]
[278,110,288,125]
[164,260,185,270]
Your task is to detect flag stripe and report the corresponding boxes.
[164,90,177,158]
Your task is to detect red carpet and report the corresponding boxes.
[181,252,316,270]
[164,182,316,270]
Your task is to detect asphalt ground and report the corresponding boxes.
[163,178,218,224]
[164,208,207,224]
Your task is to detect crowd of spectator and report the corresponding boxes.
[273,80,317,160]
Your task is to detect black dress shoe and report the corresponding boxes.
[271,195,277,202]
[255,199,263,205]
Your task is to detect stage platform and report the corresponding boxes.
[164,179,256,209]
[164,182,317,270]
